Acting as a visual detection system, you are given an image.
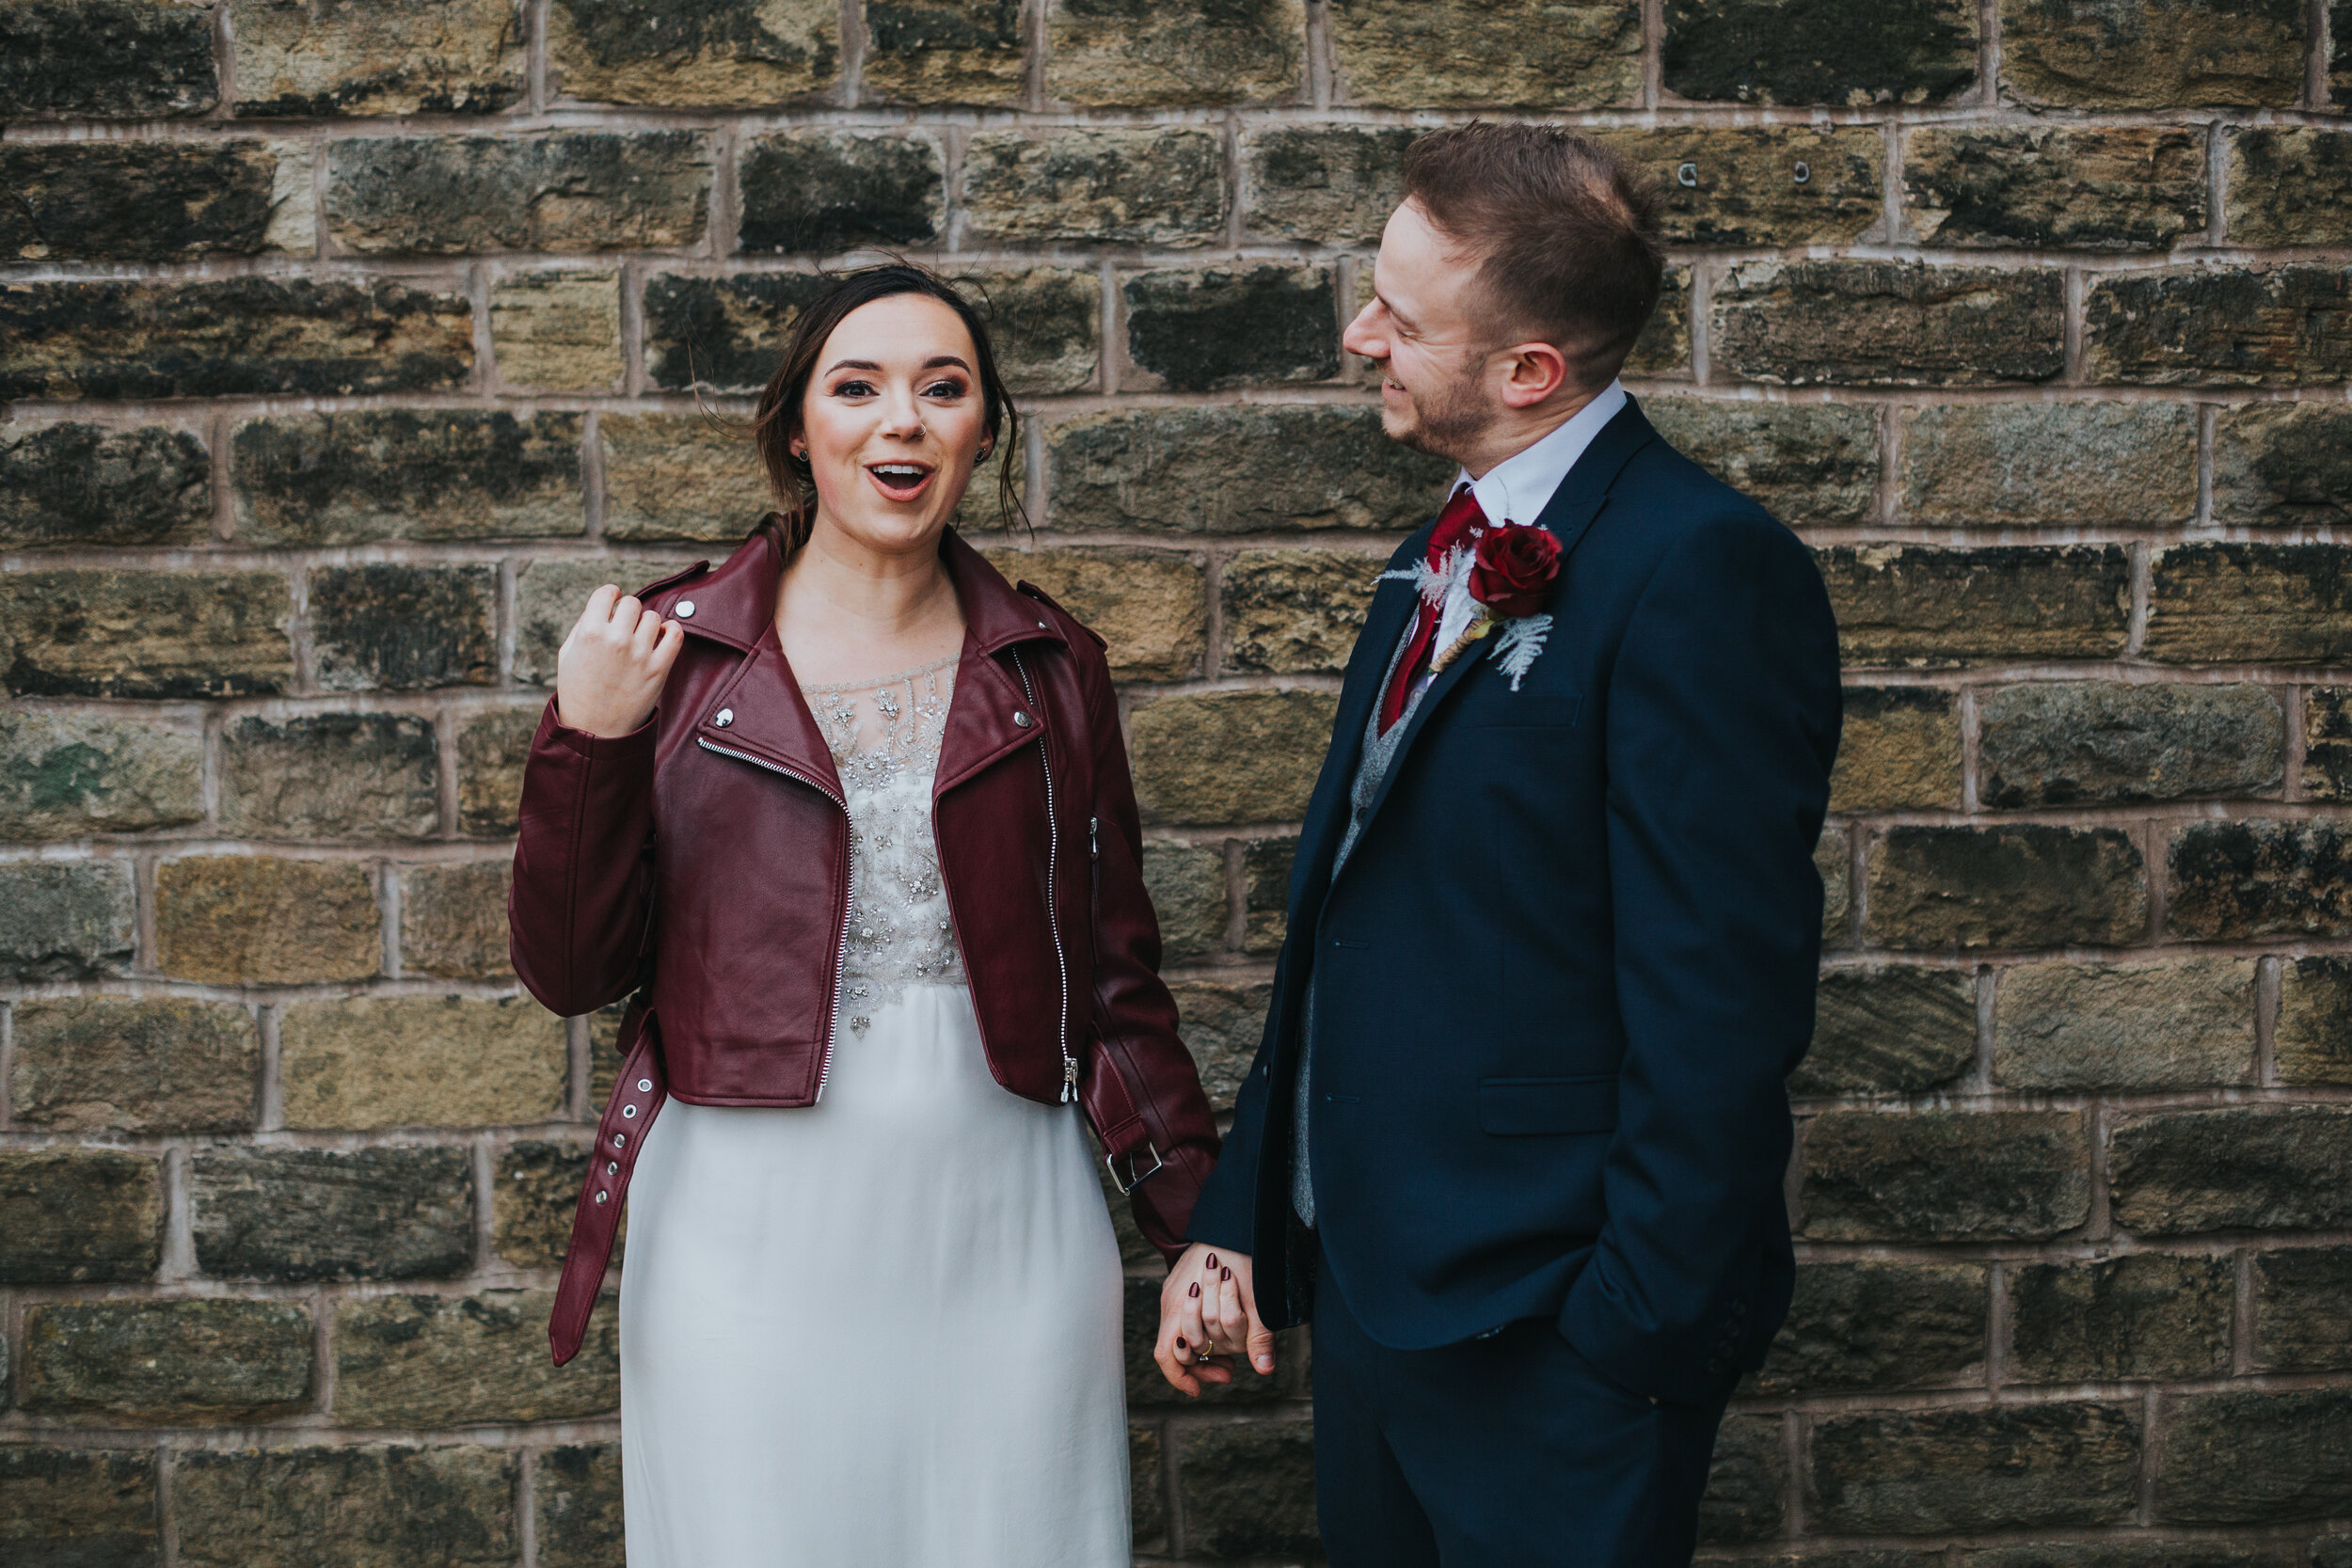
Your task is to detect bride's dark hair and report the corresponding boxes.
[749,262,1027,552]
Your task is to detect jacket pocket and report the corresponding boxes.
[1477,1075,1618,1136]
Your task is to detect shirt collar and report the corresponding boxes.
[1456,379,1629,530]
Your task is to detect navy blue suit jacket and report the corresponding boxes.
[1184,398,1843,1408]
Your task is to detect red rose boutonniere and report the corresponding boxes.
[1468,523,1562,618]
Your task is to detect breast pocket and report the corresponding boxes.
[1477,1075,1618,1136]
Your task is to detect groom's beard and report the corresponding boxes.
[1381,357,1496,467]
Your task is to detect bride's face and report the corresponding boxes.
[793,293,992,560]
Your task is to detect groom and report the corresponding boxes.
[1158,124,1842,1564]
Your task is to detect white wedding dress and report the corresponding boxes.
[618,657,1130,1566]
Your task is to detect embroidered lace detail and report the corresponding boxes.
[803,656,964,1031]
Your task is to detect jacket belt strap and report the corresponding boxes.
[549,1010,666,1367]
[1082,1037,1163,1195]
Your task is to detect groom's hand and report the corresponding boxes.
[1154,1243,1276,1397]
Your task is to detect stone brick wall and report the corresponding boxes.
[3,0,2351,1562]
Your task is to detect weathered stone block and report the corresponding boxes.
[2010,1253,2234,1383]
[1047,405,1453,534]
[1904,127,2206,250]
[2338,0,2352,102]
[1050,0,1302,105]
[2254,1247,2352,1371]
[495,1140,603,1268]
[2086,267,2352,387]
[2158,1390,2352,1523]
[0,140,307,263]
[0,0,218,119]
[22,1300,311,1423]
[156,855,380,985]
[2278,956,2352,1085]
[233,410,583,546]
[232,0,522,115]
[737,132,943,254]
[0,1447,158,1565]
[644,271,832,391]
[550,0,838,104]
[1129,689,1337,825]
[491,270,622,390]
[1829,687,1961,811]
[330,133,710,255]
[0,420,209,548]
[1130,1425,1168,1546]
[1713,261,2067,387]
[11,996,259,1133]
[1809,1402,2141,1532]
[956,267,1101,396]
[1818,545,2132,667]
[1176,1420,1319,1556]
[0,711,203,838]
[337,1289,617,1426]
[1124,1275,1280,1408]
[978,546,1205,682]
[194,1145,474,1282]
[1124,265,1339,391]
[2109,1106,2352,1235]
[310,563,498,691]
[1663,0,1976,104]
[535,1443,623,1568]
[459,705,540,837]
[1756,1261,1987,1394]
[515,556,701,685]
[1899,402,2197,526]
[1329,0,1640,106]
[0,569,292,699]
[1243,126,1416,245]
[1979,683,2283,809]
[282,995,566,1130]
[176,1445,517,1568]
[1995,958,2255,1091]
[861,0,1025,104]
[1794,966,1976,1097]
[1963,1545,2296,1568]
[1696,1418,1786,1545]
[0,861,135,980]
[1865,824,2149,950]
[2150,544,2352,662]
[2214,404,2352,527]
[1171,979,1274,1115]
[2225,129,2352,246]
[1629,263,1694,378]
[1645,399,1878,526]
[1222,547,1386,676]
[1801,1110,2091,1242]
[220,713,440,840]
[1819,825,1851,945]
[0,277,473,400]
[598,413,767,543]
[963,129,1227,247]
[402,862,515,980]
[2001,0,2305,108]
[0,1148,161,1283]
[1599,127,1883,246]
[2169,819,2352,941]
[1243,835,1295,954]
[1140,840,1224,963]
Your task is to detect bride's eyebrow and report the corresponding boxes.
[922,356,973,372]
[823,358,883,375]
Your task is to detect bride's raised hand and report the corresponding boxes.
[555,584,685,738]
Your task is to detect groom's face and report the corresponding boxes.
[1344,198,1499,463]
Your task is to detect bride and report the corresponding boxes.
[508,261,1221,1565]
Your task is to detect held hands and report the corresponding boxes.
[1154,1243,1276,1397]
[555,585,685,738]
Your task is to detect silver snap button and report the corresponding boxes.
[612,1133,626,1148]
[607,1161,618,1175]
[622,1103,638,1118]
[1037,619,1048,628]
[637,1078,652,1092]
[1013,710,1031,727]
[595,1190,610,1204]
[675,599,696,618]
[715,708,734,727]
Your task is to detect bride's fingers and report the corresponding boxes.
[1212,1263,1249,1357]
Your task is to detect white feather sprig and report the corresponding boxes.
[1377,545,1469,610]
[1490,613,1553,691]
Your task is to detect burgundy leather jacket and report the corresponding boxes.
[512,519,1218,1364]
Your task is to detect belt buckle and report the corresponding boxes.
[1105,1140,1165,1196]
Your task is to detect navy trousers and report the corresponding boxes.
[1311,1265,1732,1567]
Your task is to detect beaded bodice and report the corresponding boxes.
[804,656,965,1032]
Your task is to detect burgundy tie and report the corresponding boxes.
[1378,484,1487,735]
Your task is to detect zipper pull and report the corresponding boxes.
[1088,816,1099,859]
[1062,1055,1078,1103]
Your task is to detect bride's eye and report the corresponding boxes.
[922,377,968,400]
[833,378,876,398]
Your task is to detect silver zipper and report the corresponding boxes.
[1009,651,1076,1102]
[697,736,851,1103]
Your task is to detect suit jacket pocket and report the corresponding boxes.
[1478,1075,1618,1136]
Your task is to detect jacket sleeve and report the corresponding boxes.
[1073,638,1221,1261]
[1556,509,1842,1406]
[508,697,662,1021]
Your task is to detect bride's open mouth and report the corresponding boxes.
[866,461,936,502]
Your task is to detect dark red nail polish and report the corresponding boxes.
[1222,1266,1232,1281]
[1188,1282,1200,1297]
[1206,1253,1217,1268]
[1176,1336,1186,1349]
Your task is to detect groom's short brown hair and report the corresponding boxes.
[1402,122,1665,389]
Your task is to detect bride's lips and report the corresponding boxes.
[865,461,936,502]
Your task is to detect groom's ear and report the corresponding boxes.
[1496,340,1574,408]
